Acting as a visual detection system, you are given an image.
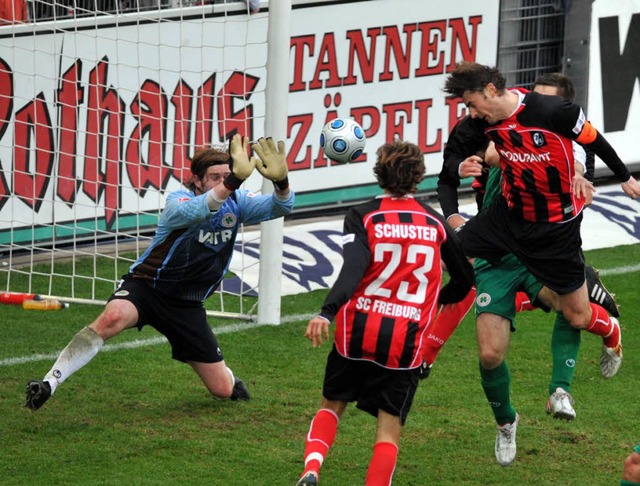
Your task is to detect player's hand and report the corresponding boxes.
[459,155,484,178]
[229,134,256,180]
[446,214,467,232]
[621,175,640,199]
[252,137,288,182]
[572,173,595,206]
[305,316,330,348]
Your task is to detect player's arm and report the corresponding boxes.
[437,216,475,305]
[305,209,370,347]
[553,102,640,198]
[437,116,488,223]
[575,122,640,198]
[572,142,595,204]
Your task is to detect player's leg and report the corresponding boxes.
[422,287,476,367]
[25,297,138,411]
[297,399,346,486]
[297,347,351,485]
[188,360,249,400]
[622,444,640,485]
[547,313,580,421]
[365,410,402,486]
[560,284,622,378]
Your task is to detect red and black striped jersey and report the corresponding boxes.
[486,90,591,223]
[319,195,473,370]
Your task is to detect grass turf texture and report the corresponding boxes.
[1,244,638,485]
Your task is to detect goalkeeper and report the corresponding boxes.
[25,134,293,411]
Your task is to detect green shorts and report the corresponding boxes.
[474,253,547,327]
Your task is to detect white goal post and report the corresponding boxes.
[0,0,290,323]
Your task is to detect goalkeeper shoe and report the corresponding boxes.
[296,471,318,486]
[25,380,52,411]
[585,265,620,317]
[230,376,250,401]
[495,413,519,467]
[600,317,622,379]
[546,388,576,421]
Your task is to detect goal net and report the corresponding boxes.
[0,0,275,320]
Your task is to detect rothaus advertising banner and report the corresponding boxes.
[0,0,499,246]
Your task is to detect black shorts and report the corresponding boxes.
[459,196,585,295]
[108,276,223,363]
[322,346,420,425]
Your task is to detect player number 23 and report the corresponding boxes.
[364,243,434,304]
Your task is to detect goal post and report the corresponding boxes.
[0,0,291,321]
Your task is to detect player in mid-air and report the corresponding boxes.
[442,62,640,466]
[426,73,620,429]
[295,140,474,486]
[25,134,293,410]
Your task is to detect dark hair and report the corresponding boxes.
[533,72,576,102]
[444,61,506,98]
[186,145,230,191]
[373,140,425,195]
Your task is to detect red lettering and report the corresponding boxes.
[217,71,259,142]
[56,60,84,203]
[0,59,13,208]
[350,105,380,143]
[171,80,194,184]
[445,96,467,133]
[379,24,418,81]
[344,28,382,85]
[447,16,482,70]
[195,74,215,148]
[125,80,169,194]
[309,33,342,90]
[382,101,412,141]
[83,57,125,228]
[287,113,313,171]
[13,93,54,211]
[289,35,315,92]
[415,20,446,76]
[415,99,441,154]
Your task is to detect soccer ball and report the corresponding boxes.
[320,118,366,164]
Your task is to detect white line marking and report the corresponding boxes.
[2,263,638,368]
[0,313,316,367]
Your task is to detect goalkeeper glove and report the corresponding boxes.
[252,137,289,190]
[223,134,256,191]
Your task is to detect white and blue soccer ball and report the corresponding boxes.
[320,118,366,164]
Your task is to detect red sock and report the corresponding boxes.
[422,287,476,365]
[365,442,398,486]
[301,408,339,476]
[515,291,536,312]
[585,303,620,348]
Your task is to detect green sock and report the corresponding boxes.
[480,361,516,425]
[549,313,581,395]
[620,480,640,485]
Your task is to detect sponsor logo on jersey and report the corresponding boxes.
[221,213,237,228]
[531,131,546,147]
[114,290,129,296]
[178,197,190,204]
[476,292,492,307]
[499,149,551,163]
[199,229,234,245]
